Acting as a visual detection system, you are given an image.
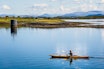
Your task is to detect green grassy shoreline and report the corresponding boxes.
[0,17,104,28]
[0,17,64,24]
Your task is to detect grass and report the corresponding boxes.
[0,17,104,29]
[0,17,64,24]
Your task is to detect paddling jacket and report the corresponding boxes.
[70,52,73,56]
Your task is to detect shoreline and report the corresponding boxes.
[22,22,104,28]
[21,22,89,28]
[1,22,104,29]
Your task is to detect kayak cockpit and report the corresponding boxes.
[50,55,89,59]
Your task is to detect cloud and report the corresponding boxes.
[78,0,99,12]
[60,5,72,14]
[33,3,48,8]
[2,5,11,10]
[51,0,57,2]
[74,0,81,3]
[28,3,49,15]
[50,0,62,2]
[101,0,104,3]
[27,0,103,15]
[80,4,98,12]
[31,3,48,12]
[60,5,64,11]
[32,3,48,11]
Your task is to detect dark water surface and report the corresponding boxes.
[0,27,104,69]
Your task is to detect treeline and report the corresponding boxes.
[54,15,104,19]
[0,16,34,19]
[0,15,104,19]
[0,16,55,19]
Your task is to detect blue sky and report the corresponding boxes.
[0,0,104,15]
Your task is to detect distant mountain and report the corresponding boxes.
[0,11,104,17]
[62,11,104,17]
[36,11,104,18]
[20,15,34,17]
[38,14,52,17]
[63,12,87,17]
[87,14,104,17]
[38,14,61,17]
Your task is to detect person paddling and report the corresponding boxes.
[69,50,73,64]
[69,50,73,56]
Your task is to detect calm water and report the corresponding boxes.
[0,27,104,69]
[64,19,104,25]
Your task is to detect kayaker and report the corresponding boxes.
[69,50,73,56]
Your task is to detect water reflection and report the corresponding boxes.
[68,58,89,65]
[0,27,104,69]
[50,57,89,66]
[11,26,17,37]
[69,58,73,65]
[64,19,104,25]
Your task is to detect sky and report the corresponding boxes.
[0,0,104,15]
